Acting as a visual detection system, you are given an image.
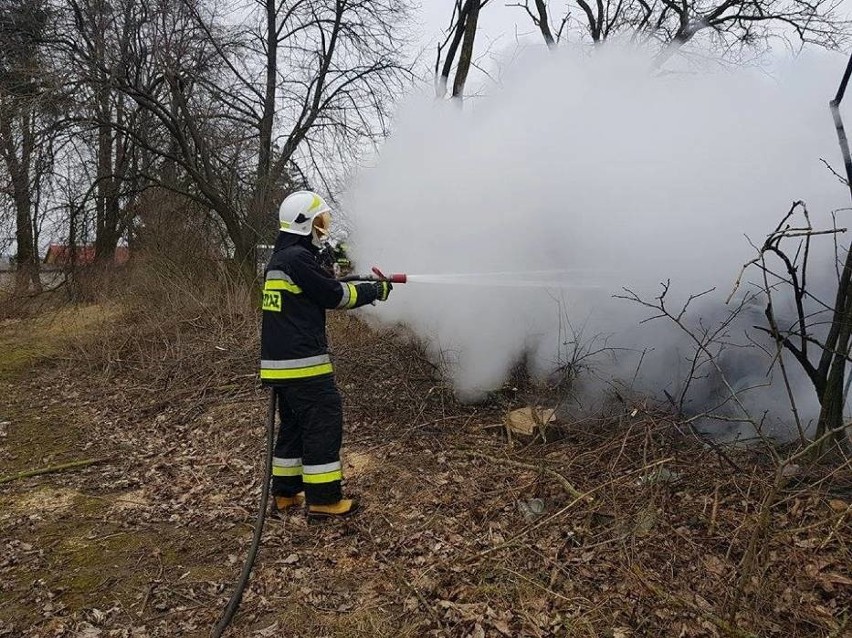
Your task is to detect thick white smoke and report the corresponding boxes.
[344,45,850,439]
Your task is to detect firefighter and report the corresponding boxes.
[260,190,392,520]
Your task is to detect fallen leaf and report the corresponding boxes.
[828,499,848,513]
[821,573,852,586]
[704,555,726,576]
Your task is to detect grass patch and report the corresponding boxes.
[0,303,122,380]
[0,405,89,478]
[0,488,238,632]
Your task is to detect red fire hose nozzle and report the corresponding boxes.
[338,267,407,284]
[371,267,407,284]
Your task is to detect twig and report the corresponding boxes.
[458,448,588,501]
[631,565,759,638]
[827,613,849,638]
[775,228,845,238]
[678,418,744,473]
[818,505,850,550]
[821,157,850,186]
[496,566,576,603]
[0,457,111,485]
[478,457,674,557]
[391,563,445,631]
[709,483,720,535]
[138,551,164,617]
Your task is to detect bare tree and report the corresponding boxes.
[509,0,848,54]
[0,0,66,293]
[76,1,149,265]
[435,0,491,101]
[724,57,852,450]
[736,202,851,449]
[60,0,412,280]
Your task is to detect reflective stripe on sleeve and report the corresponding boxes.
[335,282,358,309]
[272,457,302,477]
[336,282,351,309]
[302,460,342,484]
[345,283,358,309]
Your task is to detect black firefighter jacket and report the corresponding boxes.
[260,233,380,383]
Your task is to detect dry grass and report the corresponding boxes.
[0,266,849,637]
[0,302,121,379]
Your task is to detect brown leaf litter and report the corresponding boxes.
[0,311,849,637]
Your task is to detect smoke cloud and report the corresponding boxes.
[344,45,850,439]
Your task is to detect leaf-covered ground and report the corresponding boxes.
[1,305,849,637]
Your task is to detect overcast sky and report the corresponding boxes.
[417,1,532,49]
[412,2,543,83]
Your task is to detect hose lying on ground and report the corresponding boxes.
[212,389,276,637]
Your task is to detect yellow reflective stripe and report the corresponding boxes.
[307,194,322,212]
[345,283,358,309]
[260,363,334,380]
[272,465,302,477]
[280,221,291,230]
[265,280,302,294]
[302,469,343,484]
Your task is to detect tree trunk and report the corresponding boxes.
[534,0,556,48]
[820,62,852,448]
[66,199,80,300]
[437,1,471,98]
[1,109,42,294]
[233,226,257,284]
[452,0,481,100]
[815,275,852,447]
[246,0,279,273]
[94,89,117,265]
[13,184,40,294]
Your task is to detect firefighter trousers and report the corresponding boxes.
[270,375,344,505]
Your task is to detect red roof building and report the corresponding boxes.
[43,244,130,267]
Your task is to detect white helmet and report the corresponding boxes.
[278,190,331,237]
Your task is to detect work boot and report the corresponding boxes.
[271,492,305,517]
[307,498,360,522]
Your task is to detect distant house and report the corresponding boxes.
[43,244,130,268]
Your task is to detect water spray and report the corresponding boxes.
[340,267,603,289]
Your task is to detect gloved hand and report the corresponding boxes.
[374,280,393,301]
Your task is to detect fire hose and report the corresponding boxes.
[211,389,275,638]
[211,267,406,637]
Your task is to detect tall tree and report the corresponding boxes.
[0,0,63,292]
[62,0,412,280]
[63,0,152,266]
